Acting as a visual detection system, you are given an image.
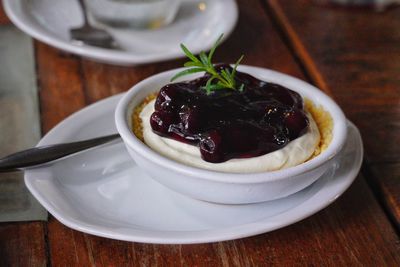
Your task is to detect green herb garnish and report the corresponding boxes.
[171,34,244,95]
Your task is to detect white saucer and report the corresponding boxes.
[25,94,363,244]
[3,0,238,65]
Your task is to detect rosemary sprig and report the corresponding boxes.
[171,34,244,94]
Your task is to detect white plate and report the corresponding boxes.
[25,94,363,244]
[3,0,238,65]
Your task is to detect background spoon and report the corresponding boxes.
[70,0,116,48]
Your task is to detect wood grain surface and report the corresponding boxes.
[268,0,400,230]
[370,163,400,229]
[0,222,47,266]
[1,0,400,265]
[0,1,10,25]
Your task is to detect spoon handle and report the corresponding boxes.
[0,134,120,172]
[77,0,90,26]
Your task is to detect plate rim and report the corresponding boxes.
[24,94,363,244]
[3,0,238,65]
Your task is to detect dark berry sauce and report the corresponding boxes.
[150,65,309,163]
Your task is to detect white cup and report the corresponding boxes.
[85,0,181,29]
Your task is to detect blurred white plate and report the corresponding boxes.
[24,94,363,244]
[3,0,238,65]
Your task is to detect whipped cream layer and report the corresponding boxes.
[140,99,320,173]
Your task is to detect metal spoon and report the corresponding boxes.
[70,0,116,48]
[0,134,121,173]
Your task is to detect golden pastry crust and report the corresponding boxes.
[131,93,157,142]
[304,98,333,158]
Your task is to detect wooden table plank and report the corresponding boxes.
[36,44,86,133]
[31,0,400,265]
[370,163,400,229]
[0,222,47,266]
[0,1,10,25]
[268,0,400,230]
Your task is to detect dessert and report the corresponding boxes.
[131,36,332,173]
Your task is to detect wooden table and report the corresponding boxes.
[1,0,400,265]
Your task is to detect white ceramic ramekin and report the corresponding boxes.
[115,66,347,204]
